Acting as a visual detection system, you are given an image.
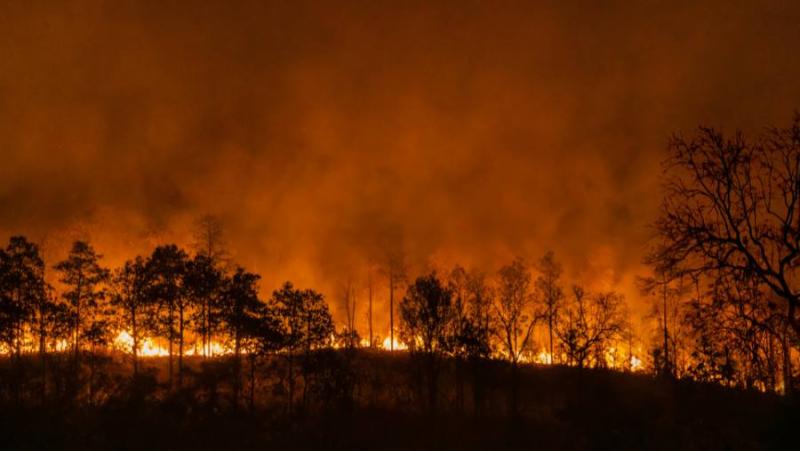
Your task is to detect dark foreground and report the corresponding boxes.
[0,350,797,451]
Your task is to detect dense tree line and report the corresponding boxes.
[2,116,800,413]
[0,230,631,412]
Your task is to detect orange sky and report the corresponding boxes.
[1,0,800,334]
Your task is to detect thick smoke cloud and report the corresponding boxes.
[1,0,799,327]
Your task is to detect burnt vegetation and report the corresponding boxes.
[2,119,800,449]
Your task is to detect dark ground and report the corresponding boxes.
[0,350,796,451]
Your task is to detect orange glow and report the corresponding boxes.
[534,350,553,364]
[113,331,169,357]
[381,336,408,351]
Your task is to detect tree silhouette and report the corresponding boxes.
[111,257,150,376]
[270,282,334,413]
[193,214,228,266]
[556,286,625,369]
[54,240,109,366]
[637,271,694,377]
[144,244,188,387]
[338,277,358,348]
[399,272,453,413]
[648,116,800,345]
[218,267,280,409]
[447,266,492,411]
[0,237,45,358]
[185,254,223,358]
[535,251,564,364]
[493,258,535,415]
[494,258,536,365]
[381,249,406,351]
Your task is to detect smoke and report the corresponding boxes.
[1,0,799,328]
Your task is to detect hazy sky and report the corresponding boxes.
[1,0,799,329]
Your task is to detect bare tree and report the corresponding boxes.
[367,265,375,347]
[339,277,358,348]
[193,214,227,265]
[535,251,564,364]
[648,116,800,346]
[556,286,626,369]
[637,271,687,377]
[381,249,406,351]
[493,258,535,416]
[494,258,536,365]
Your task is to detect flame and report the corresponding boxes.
[630,355,642,371]
[534,350,553,364]
[381,336,408,351]
[113,331,232,357]
[113,331,170,357]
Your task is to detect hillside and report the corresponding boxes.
[0,349,795,451]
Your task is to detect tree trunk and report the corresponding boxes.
[368,275,373,347]
[427,353,438,415]
[73,275,83,367]
[509,360,519,417]
[548,312,554,364]
[132,306,139,376]
[662,281,670,376]
[249,353,256,411]
[168,303,174,388]
[39,308,47,402]
[287,352,294,415]
[233,333,241,410]
[783,326,793,396]
[390,273,394,351]
[178,306,184,388]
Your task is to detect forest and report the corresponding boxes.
[1,119,800,450]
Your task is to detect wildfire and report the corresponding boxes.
[382,336,408,351]
[112,331,230,357]
[534,350,553,364]
[113,331,169,357]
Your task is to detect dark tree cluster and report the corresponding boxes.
[646,114,800,394]
[0,233,340,412]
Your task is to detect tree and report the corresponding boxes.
[145,244,189,387]
[218,268,279,409]
[110,257,150,376]
[684,272,789,392]
[460,269,494,414]
[637,271,687,377]
[0,237,46,357]
[400,272,453,412]
[446,266,493,412]
[367,265,376,347]
[556,286,626,369]
[381,250,406,351]
[493,258,535,416]
[185,254,223,358]
[270,282,334,413]
[339,277,358,348]
[535,251,564,364]
[54,240,109,366]
[494,258,536,365]
[193,214,227,266]
[648,116,800,349]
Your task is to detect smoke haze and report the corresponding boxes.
[1,0,799,328]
